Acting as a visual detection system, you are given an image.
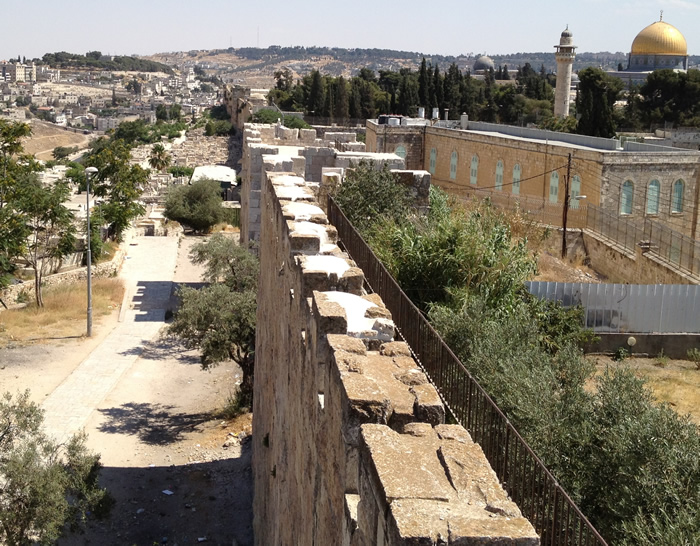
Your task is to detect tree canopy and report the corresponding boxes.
[0,391,112,545]
[167,235,259,408]
[164,179,224,233]
[335,170,700,544]
[576,67,623,137]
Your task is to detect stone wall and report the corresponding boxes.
[1,247,124,305]
[366,122,426,171]
[253,170,539,545]
[582,230,697,284]
[240,123,412,246]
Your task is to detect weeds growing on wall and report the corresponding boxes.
[335,179,700,544]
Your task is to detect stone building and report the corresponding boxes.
[366,119,700,240]
[614,14,690,87]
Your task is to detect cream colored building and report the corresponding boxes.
[367,119,700,240]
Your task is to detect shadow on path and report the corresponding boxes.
[57,446,253,546]
[118,336,201,365]
[97,402,213,445]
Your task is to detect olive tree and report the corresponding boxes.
[0,391,112,546]
[167,234,258,407]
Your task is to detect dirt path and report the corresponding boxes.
[0,235,253,545]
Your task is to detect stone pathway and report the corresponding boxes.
[42,235,179,442]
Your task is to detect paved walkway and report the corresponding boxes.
[42,235,179,442]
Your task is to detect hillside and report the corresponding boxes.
[21,120,93,161]
[144,46,636,88]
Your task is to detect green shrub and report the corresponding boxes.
[687,347,700,367]
[612,346,629,362]
[251,108,311,129]
[164,179,224,233]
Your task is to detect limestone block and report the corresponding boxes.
[328,334,367,356]
[325,132,357,144]
[411,384,445,426]
[300,128,317,142]
[292,156,306,176]
[281,201,327,223]
[259,126,276,140]
[289,233,321,254]
[313,291,349,336]
[361,424,453,502]
[279,126,299,140]
[340,142,367,153]
[380,342,412,358]
[358,424,539,546]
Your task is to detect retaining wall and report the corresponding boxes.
[252,170,538,545]
[1,248,124,306]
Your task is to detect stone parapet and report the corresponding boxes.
[253,168,539,545]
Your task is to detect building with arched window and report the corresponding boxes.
[647,180,660,215]
[672,179,684,213]
[366,117,700,240]
[470,155,479,185]
[450,150,458,180]
[620,181,634,215]
[495,160,504,190]
[428,148,437,175]
[570,175,582,209]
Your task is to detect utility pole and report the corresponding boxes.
[85,167,98,337]
[561,153,572,258]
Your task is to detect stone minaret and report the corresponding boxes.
[554,26,577,117]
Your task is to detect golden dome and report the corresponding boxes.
[631,20,687,56]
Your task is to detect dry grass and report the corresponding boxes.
[589,356,700,425]
[0,278,124,346]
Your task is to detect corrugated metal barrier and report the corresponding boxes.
[526,282,700,334]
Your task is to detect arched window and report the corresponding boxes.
[570,175,582,210]
[495,160,504,191]
[646,180,660,215]
[512,164,521,195]
[549,171,559,203]
[429,148,437,175]
[395,145,407,159]
[620,180,634,215]
[671,179,684,213]
[450,150,458,180]
[470,155,479,185]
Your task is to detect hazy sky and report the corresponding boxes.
[2,0,699,61]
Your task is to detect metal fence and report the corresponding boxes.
[454,188,700,278]
[527,281,700,334]
[328,196,608,546]
[452,187,589,229]
[640,215,700,276]
[585,205,700,277]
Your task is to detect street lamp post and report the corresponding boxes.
[85,167,98,337]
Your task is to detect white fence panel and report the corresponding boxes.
[525,282,700,334]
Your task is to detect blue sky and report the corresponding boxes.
[2,0,699,60]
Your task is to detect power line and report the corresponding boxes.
[445,162,570,193]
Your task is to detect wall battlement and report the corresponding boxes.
[253,169,539,545]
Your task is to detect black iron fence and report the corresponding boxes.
[586,205,700,277]
[328,196,608,546]
[452,187,699,279]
